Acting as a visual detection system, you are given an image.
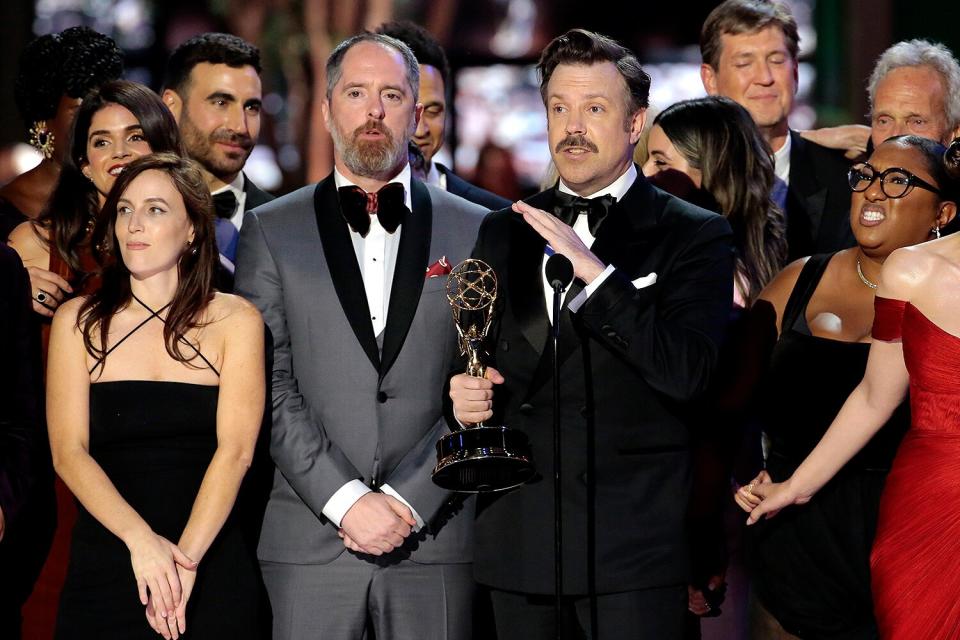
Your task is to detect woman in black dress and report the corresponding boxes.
[48,153,265,639]
[734,135,957,639]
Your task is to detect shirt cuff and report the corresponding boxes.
[322,479,372,527]
[567,264,616,313]
[380,483,425,532]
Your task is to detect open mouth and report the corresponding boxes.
[860,205,886,226]
[108,164,127,176]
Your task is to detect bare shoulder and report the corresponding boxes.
[7,221,48,266]
[879,244,942,300]
[50,296,89,339]
[205,292,263,330]
[757,256,809,313]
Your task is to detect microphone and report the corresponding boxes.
[545,253,574,292]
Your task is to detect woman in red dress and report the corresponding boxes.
[744,136,960,639]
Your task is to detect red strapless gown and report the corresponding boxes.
[871,297,960,639]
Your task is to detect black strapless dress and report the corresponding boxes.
[55,381,262,638]
[745,254,910,640]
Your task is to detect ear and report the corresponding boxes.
[80,162,92,180]
[700,64,719,95]
[321,99,331,134]
[187,221,195,246]
[162,89,183,122]
[629,109,647,145]
[937,200,957,230]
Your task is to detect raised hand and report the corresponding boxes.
[449,367,504,424]
[512,200,605,284]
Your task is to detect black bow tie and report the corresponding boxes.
[212,190,238,219]
[553,190,615,236]
[338,183,406,237]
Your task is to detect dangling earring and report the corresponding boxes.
[28,121,55,159]
[934,225,942,239]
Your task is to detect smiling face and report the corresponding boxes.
[870,65,955,148]
[412,63,446,165]
[81,103,153,199]
[701,26,797,140]
[166,62,262,187]
[851,140,954,258]
[546,61,644,196]
[115,169,195,279]
[322,41,421,184]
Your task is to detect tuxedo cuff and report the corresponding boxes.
[567,264,616,313]
[322,480,372,527]
[380,484,425,532]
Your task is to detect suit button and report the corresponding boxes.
[519,403,534,415]
[501,340,510,352]
[377,391,388,403]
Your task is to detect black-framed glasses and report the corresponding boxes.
[848,163,942,199]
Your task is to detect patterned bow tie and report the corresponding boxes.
[212,190,238,219]
[338,183,406,237]
[553,190,616,236]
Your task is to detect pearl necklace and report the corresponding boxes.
[856,257,878,290]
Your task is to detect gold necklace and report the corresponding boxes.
[856,257,878,290]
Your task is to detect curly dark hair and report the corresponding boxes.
[375,21,451,86]
[14,26,123,124]
[81,153,218,374]
[947,138,960,182]
[162,32,261,95]
[38,80,182,275]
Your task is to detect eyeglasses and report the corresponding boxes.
[848,163,942,199]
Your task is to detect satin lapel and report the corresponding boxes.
[380,179,432,378]
[313,177,380,371]
[787,131,827,246]
[509,189,553,357]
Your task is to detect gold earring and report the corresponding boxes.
[29,121,55,159]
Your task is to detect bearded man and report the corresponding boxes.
[234,32,486,640]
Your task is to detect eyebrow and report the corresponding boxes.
[88,124,143,138]
[117,197,171,207]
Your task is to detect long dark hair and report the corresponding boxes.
[79,153,218,372]
[654,96,788,304]
[38,80,182,274]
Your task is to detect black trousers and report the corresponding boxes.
[489,584,687,640]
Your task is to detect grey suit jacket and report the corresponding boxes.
[235,175,486,565]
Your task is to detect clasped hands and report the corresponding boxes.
[127,529,197,640]
[734,470,812,524]
[338,492,418,556]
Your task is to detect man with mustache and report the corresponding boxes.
[448,29,734,638]
[235,32,485,640]
[162,33,273,287]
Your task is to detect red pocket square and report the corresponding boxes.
[426,256,452,278]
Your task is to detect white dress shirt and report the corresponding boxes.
[423,161,447,191]
[322,164,424,532]
[774,133,791,186]
[544,164,637,320]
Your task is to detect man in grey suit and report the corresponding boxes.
[235,32,485,640]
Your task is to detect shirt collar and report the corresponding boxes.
[334,163,413,211]
[558,164,637,201]
[211,172,245,199]
[774,134,791,183]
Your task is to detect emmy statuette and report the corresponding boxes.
[432,259,535,492]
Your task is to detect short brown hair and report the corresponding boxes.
[537,29,650,116]
[700,0,799,69]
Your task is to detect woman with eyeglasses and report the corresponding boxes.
[733,135,957,640]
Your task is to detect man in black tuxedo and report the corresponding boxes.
[450,29,733,639]
[700,0,853,260]
[161,32,274,287]
[375,21,510,211]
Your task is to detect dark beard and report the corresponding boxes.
[180,109,253,181]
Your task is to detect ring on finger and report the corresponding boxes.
[745,481,756,495]
[36,290,48,303]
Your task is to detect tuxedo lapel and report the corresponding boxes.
[313,177,380,371]
[380,179,432,377]
[509,189,553,357]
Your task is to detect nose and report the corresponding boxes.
[126,208,144,233]
[863,175,887,202]
[367,95,385,120]
[225,104,250,135]
[414,117,430,139]
[755,62,775,85]
[564,110,585,136]
[113,139,132,159]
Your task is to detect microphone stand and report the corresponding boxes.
[551,277,564,638]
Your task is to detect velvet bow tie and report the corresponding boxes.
[552,191,616,236]
[338,183,406,237]
[212,190,238,219]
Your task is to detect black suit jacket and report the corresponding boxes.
[243,173,275,210]
[436,163,511,210]
[470,170,734,595]
[785,130,856,260]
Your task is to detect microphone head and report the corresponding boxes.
[545,253,574,290]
